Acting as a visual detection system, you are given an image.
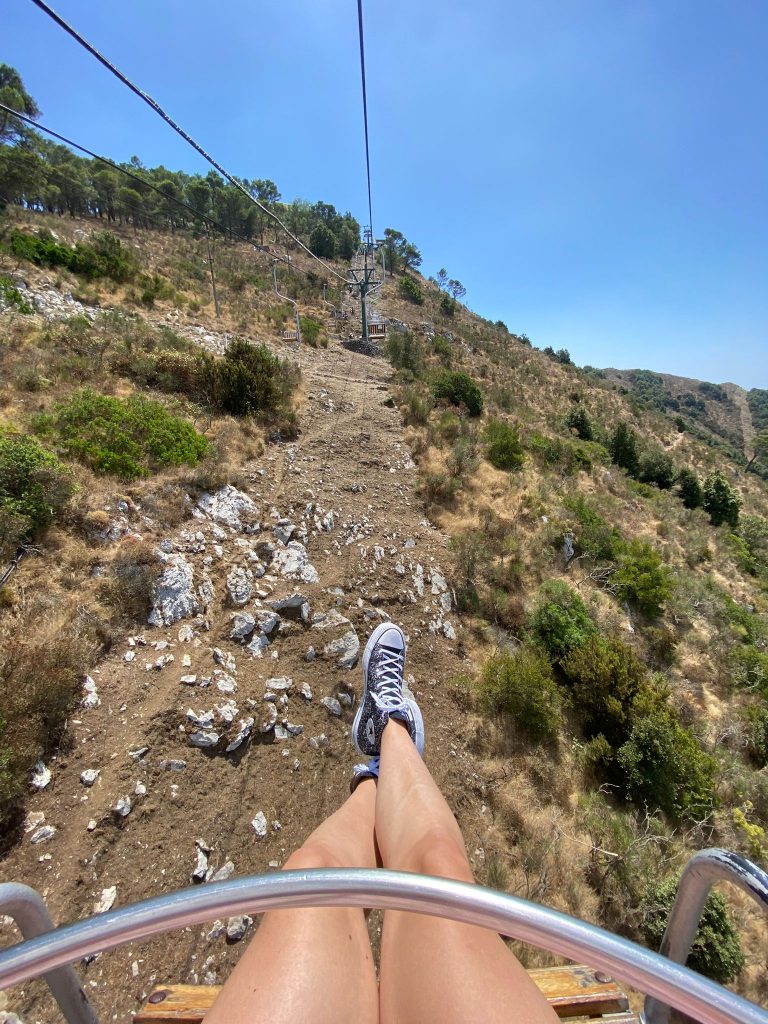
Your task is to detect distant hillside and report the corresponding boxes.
[599,367,757,460]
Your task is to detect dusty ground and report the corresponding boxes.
[0,315,497,1024]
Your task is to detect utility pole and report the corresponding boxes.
[205,224,221,318]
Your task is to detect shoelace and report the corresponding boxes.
[370,646,406,713]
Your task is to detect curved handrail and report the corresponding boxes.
[645,849,768,1024]
[1,869,767,1024]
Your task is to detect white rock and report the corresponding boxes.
[180,674,198,686]
[207,920,226,940]
[93,886,117,914]
[197,485,259,531]
[250,812,268,839]
[324,630,360,669]
[189,730,219,748]
[271,541,319,584]
[300,682,313,701]
[30,825,56,844]
[229,612,256,641]
[192,842,210,882]
[82,675,101,709]
[113,796,132,818]
[134,781,147,797]
[225,717,254,752]
[123,650,136,663]
[159,759,187,771]
[80,769,100,787]
[213,671,237,694]
[260,704,278,733]
[208,860,234,882]
[24,811,45,833]
[213,647,237,673]
[265,676,292,692]
[226,566,253,607]
[225,914,253,941]
[148,555,200,626]
[321,697,342,717]
[87,819,97,832]
[30,761,51,790]
[308,733,329,751]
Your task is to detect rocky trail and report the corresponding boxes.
[0,321,494,1023]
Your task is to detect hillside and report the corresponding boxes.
[1,200,768,1024]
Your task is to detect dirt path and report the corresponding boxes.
[0,326,493,1023]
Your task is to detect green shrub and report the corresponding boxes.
[743,703,768,767]
[563,636,647,746]
[609,422,640,476]
[731,645,768,696]
[386,331,425,377]
[397,276,424,305]
[702,471,741,528]
[641,877,745,983]
[9,228,137,282]
[300,315,324,348]
[432,334,452,366]
[0,276,33,314]
[529,580,597,661]
[483,418,524,470]
[477,646,563,742]
[617,708,716,819]
[0,434,72,554]
[432,370,483,417]
[614,539,674,618]
[35,389,209,480]
[530,435,605,475]
[562,495,622,561]
[566,405,594,440]
[638,448,675,489]
[439,293,457,317]
[201,339,299,419]
[677,467,703,509]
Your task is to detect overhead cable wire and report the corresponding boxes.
[0,104,341,290]
[28,0,349,284]
[356,0,374,237]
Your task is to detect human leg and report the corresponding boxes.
[376,722,558,1024]
[204,779,379,1024]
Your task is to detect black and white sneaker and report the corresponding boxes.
[352,622,425,757]
[350,756,380,794]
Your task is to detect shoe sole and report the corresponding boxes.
[352,622,406,757]
[407,697,425,756]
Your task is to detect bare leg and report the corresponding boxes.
[205,780,379,1024]
[376,721,558,1024]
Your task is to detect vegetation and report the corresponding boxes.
[8,228,138,282]
[201,339,299,423]
[678,467,704,509]
[609,422,641,476]
[483,418,524,471]
[432,370,483,416]
[0,434,72,555]
[529,581,597,661]
[641,878,745,983]
[397,276,424,305]
[702,470,741,527]
[34,389,210,479]
[614,540,674,618]
[386,331,425,377]
[477,647,563,742]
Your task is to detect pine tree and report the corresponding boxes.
[702,471,741,527]
[609,422,640,476]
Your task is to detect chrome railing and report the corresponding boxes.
[1,860,768,1024]
[645,848,768,1024]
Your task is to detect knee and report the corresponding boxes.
[399,827,474,883]
[283,838,349,872]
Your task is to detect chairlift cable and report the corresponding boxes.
[27,0,349,284]
[356,0,374,239]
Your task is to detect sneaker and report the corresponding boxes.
[350,756,380,794]
[352,622,425,757]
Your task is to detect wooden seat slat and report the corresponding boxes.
[134,965,633,1022]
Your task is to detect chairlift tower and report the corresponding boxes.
[348,231,380,342]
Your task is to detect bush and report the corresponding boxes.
[614,539,674,618]
[9,228,137,282]
[641,877,745,983]
[563,636,647,746]
[529,580,597,662]
[562,495,622,561]
[201,339,299,419]
[483,418,524,470]
[35,389,210,480]
[0,276,33,314]
[702,471,741,528]
[743,703,768,767]
[477,647,564,742]
[386,331,425,377]
[0,434,72,554]
[677,467,703,509]
[566,405,594,440]
[397,276,424,305]
[309,224,336,259]
[439,293,457,317]
[432,334,452,366]
[617,708,716,819]
[300,316,324,348]
[432,370,483,417]
[609,422,640,476]
[638,449,675,489]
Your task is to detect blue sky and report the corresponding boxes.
[5,0,767,387]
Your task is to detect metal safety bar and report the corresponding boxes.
[645,849,768,1024]
[0,883,97,1024]
[2,869,768,1024]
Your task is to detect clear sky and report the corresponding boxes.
[5,0,767,388]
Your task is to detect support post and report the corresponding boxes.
[204,225,220,319]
